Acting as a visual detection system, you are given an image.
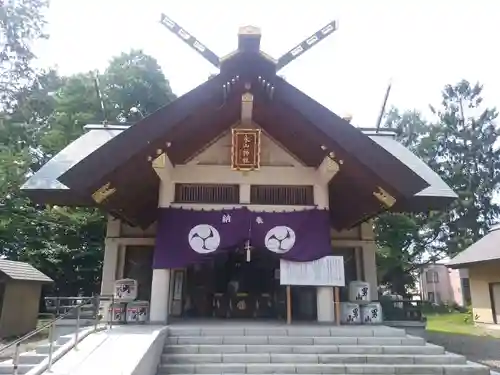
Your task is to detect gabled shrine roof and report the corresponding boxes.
[22,122,456,228]
[21,23,457,229]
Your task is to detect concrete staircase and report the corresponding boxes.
[0,333,72,374]
[158,324,491,374]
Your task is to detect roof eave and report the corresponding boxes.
[392,194,457,213]
[447,258,500,269]
[272,76,430,199]
[21,188,95,207]
[58,75,226,194]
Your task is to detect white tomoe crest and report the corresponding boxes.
[188,224,221,254]
[264,226,296,254]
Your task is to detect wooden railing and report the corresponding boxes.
[44,296,98,320]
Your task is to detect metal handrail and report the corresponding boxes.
[0,295,104,375]
[0,297,94,354]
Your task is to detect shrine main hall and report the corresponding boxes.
[22,25,456,324]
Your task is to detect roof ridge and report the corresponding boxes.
[490,224,500,232]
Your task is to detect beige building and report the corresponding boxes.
[448,225,500,325]
[419,263,470,306]
[21,27,456,324]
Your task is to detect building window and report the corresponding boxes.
[174,184,240,204]
[426,271,439,283]
[250,185,314,206]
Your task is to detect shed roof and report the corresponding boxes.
[0,260,53,283]
[448,225,500,268]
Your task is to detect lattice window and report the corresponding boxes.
[174,184,240,204]
[250,185,314,206]
[425,271,439,284]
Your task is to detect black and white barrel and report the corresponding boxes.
[114,278,138,302]
[108,302,126,323]
[340,302,361,324]
[361,302,383,324]
[126,301,149,324]
[348,281,371,304]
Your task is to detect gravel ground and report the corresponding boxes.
[425,331,500,371]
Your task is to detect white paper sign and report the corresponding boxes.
[280,256,345,286]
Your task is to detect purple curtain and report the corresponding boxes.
[153,207,331,269]
[249,209,332,262]
[153,207,250,269]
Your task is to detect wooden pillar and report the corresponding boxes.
[334,287,341,325]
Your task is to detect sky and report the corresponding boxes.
[35,0,500,129]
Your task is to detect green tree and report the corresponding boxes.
[103,50,176,122]
[427,80,500,253]
[375,109,440,296]
[375,80,500,295]
[0,50,176,296]
[0,0,48,103]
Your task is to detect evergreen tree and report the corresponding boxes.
[427,80,500,253]
[0,50,176,296]
[375,80,500,295]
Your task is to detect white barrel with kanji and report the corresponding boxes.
[114,279,138,302]
[361,302,383,324]
[108,303,126,323]
[126,301,149,324]
[340,302,361,324]
[348,281,371,304]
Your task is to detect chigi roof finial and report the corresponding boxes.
[238,25,261,52]
[159,12,338,74]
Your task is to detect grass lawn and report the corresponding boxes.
[426,312,500,337]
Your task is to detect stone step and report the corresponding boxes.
[165,335,425,346]
[57,335,73,345]
[167,326,406,338]
[157,363,491,374]
[35,343,62,355]
[161,353,467,365]
[164,344,445,355]
[0,362,33,374]
[18,352,47,364]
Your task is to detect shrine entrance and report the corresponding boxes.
[182,248,317,321]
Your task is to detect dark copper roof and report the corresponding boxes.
[22,50,457,229]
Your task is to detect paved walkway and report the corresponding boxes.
[425,332,500,371]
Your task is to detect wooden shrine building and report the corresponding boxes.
[21,20,457,324]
